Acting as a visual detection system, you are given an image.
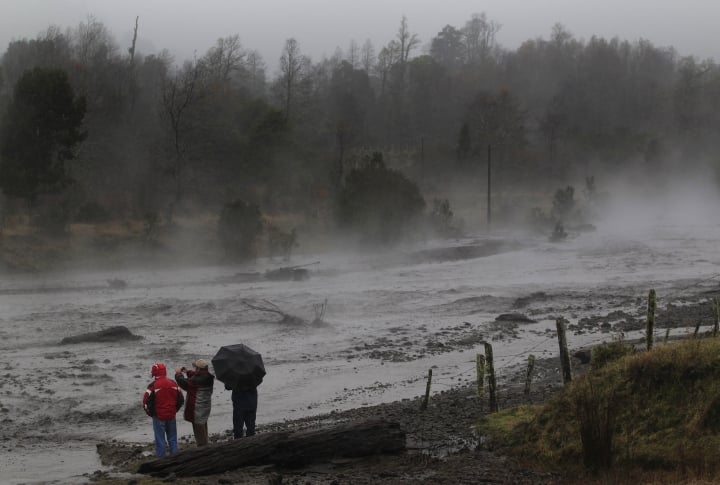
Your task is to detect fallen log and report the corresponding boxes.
[138,418,405,477]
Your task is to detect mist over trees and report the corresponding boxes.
[1,14,720,256]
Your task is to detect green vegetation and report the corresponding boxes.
[0,67,85,203]
[590,339,635,370]
[0,13,719,264]
[478,338,720,480]
[336,152,425,243]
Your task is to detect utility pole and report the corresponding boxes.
[487,144,492,230]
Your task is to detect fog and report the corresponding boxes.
[4,158,720,480]
[1,0,719,68]
[4,1,720,481]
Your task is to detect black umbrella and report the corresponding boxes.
[211,343,266,390]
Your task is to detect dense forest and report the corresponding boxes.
[1,13,719,262]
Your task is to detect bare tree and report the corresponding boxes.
[463,12,501,65]
[69,15,119,104]
[346,39,360,69]
[72,15,117,65]
[126,16,140,112]
[202,34,246,86]
[128,16,139,66]
[160,60,204,223]
[245,49,266,95]
[375,44,398,97]
[278,38,309,121]
[360,39,376,73]
[396,16,419,64]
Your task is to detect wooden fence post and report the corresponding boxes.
[484,342,498,412]
[646,289,656,350]
[420,368,432,411]
[476,353,485,399]
[524,354,536,395]
[664,328,670,344]
[556,318,572,385]
[714,298,719,337]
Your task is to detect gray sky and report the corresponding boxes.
[1,0,718,73]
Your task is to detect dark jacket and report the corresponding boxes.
[230,387,258,411]
[175,368,214,424]
[143,376,184,420]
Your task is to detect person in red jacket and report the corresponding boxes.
[175,358,215,446]
[142,362,185,457]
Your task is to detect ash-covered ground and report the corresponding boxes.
[3,218,720,483]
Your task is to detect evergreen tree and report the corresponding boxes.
[0,67,86,202]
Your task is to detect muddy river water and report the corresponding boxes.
[3,214,720,483]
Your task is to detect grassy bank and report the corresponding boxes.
[478,337,720,483]
[0,216,228,272]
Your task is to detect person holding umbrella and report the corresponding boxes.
[229,383,258,439]
[175,358,215,447]
[142,362,185,457]
[211,343,266,439]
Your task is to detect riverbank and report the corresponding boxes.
[89,355,578,484]
[86,288,720,485]
[5,220,720,483]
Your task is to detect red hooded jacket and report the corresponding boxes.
[143,371,184,421]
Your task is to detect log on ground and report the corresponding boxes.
[138,418,405,477]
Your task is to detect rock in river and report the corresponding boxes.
[60,325,142,345]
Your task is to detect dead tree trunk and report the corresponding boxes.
[138,419,405,477]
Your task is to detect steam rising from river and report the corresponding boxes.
[3,163,720,481]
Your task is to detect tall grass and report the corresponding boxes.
[478,338,720,481]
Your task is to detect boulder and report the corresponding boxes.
[60,325,141,345]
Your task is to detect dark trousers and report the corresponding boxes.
[233,408,256,438]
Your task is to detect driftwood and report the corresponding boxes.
[138,418,405,477]
[60,325,141,345]
[495,313,536,323]
[265,267,309,281]
[241,299,305,325]
[264,261,318,281]
[312,299,328,325]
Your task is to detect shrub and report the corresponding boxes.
[336,152,425,243]
[430,198,461,237]
[218,199,263,261]
[552,186,575,220]
[591,340,635,370]
[266,225,298,261]
[549,221,567,242]
[75,201,111,223]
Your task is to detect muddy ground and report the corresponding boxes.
[89,358,572,485]
[83,292,719,485]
